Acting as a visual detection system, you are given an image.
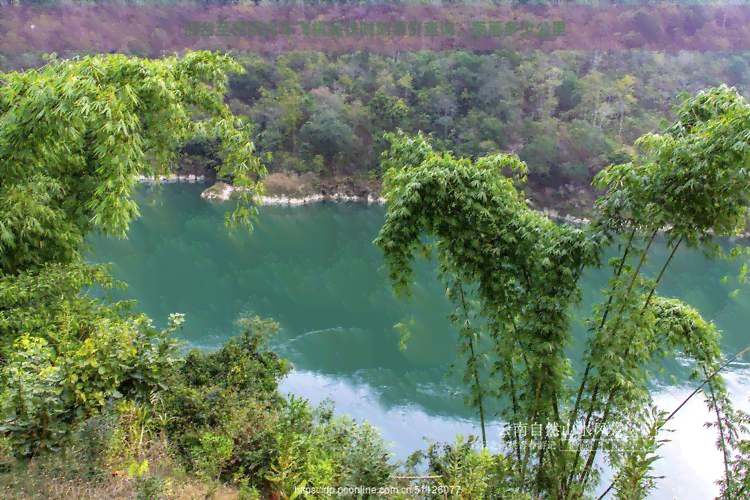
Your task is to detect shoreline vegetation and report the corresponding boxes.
[135,173,587,220]
[135,173,750,240]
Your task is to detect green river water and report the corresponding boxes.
[85,182,750,500]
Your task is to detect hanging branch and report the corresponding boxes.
[580,234,683,488]
[596,343,750,500]
[565,226,637,457]
[457,280,487,449]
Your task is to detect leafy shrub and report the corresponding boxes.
[265,396,394,500]
[192,431,234,487]
[409,435,527,500]
[161,315,396,498]
[237,485,261,500]
[66,404,120,480]
[0,313,182,457]
[129,459,165,500]
[163,315,290,487]
[137,475,165,500]
[177,315,290,400]
[0,433,13,473]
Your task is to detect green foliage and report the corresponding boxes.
[7,47,750,202]
[0,50,265,462]
[593,84,750,245]
[374,85,750,500]
[369,88,409,132]
[0,176,83,275]
[265,397,394,500]
[579,87,750,500]
[444,277,490,449]
[136,475,164,500]
[0,336,68,455]
[0,261,125,352]
[65,404,120,479]
[393,316,415,351]
[311,155,326,174]
[0,51,264,251]
[299,106,363,167]
[133,49,746,201]
[4,43,750,500]
[408,435,528,500]
[192,431,234,499]
[127,459,164,500]
[237,484,261,500]
[111,399,159,463]
[1,309,396,497]
[375,129,597,497]
[192,431,234,482]
[0,313,181,456]
[163,315,289,483]
[178,315,290,400]
[128,458,149,478]
[608,405,670,500]
[428,435,498,498]
[0,435,13,472]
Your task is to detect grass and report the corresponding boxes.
[0,437,244,500]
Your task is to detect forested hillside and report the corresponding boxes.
[221,50,745,192]
[3,46,750,212]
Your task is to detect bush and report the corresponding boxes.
[163,315,289,489]
[409,435,527,500]
[160,315,397,498]
[0,313,401,499]
[66,404,120,480]
[265,396,394,500]
[0,313,182,458]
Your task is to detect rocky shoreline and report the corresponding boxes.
[192,178,600,228]
[134,175,750,240]
[135,174,207,184]
[198,180,387,206]
[135,175,598,228]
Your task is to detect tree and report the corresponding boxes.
[612,74,637,139]
[0,51,263,271]
[298,105,361,168]
[375,130,597,498]
[517,56,563,122]
[368,87,409,132]
[257,57,308,156]
[576,70,615,131]
[374,85,750,500]
[0,51,265,454]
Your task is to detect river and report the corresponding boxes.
[85,182,750,500]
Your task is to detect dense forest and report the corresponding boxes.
[220,50,744,197]
[198,48,750,215]
[3,48,750,213]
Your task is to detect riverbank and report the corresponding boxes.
[135,173,388,205]
[199,180,388,206]
[135,173,750,240]
[134,173,603,230]
[140,173,589,224]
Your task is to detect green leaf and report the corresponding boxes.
[289,480,307,500]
